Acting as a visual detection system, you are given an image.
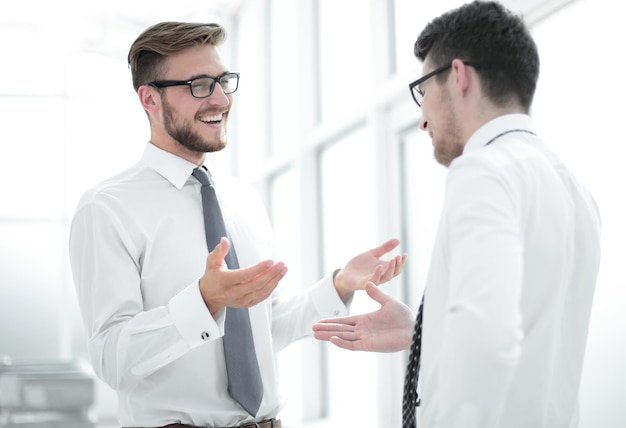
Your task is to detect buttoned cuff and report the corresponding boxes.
[309,272,352,318]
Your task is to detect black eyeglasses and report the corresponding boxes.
[148,72,240,98]
[409,61,478,107]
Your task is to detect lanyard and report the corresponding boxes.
[485,129,536,146]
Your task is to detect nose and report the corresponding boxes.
[420,116,428,131]
[208,83,230,105]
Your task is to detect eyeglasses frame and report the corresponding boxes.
[148,71,240,98]
[409,61,478,107]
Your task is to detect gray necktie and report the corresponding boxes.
[192,167,263,416]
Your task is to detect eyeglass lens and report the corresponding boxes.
[412,87,424,107]
[190,75,238,97]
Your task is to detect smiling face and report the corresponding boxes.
[142,44,233,164]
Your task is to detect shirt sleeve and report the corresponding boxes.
[270,272,351,352]
[69,199,223,391]
[434,157,523,427]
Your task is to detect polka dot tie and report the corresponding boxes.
[402,295,424,428]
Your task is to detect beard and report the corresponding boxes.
[434,133,464,167]
[433,88,464,167]
[162,94,227,153]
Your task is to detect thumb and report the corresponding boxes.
[207,237,229,269]
[365,281,391,305]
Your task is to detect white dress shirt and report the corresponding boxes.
[69,143,349,427]
[420,114,601,428]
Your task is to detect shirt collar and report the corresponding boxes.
[463,114,536,155]
[141,142,215,189]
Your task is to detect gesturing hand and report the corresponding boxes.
[312,282,414,352]
[333,238,408,298]
[199,237,288,314]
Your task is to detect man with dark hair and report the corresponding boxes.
[313,2,601,427]
[70,21,407,428]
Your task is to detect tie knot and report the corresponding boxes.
[192,167,211,186]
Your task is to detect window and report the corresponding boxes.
[319,125,381,425]
[399,126,447,308]
[270,167,305,422]
[317,0,371,123]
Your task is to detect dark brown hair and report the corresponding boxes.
[415,1,539,111]
[127,22,227,92]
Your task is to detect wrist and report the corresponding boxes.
[198,277,224,315]
[333,269,350,298]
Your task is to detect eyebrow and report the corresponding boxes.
[186,71,232,81]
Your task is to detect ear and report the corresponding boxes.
[138,85,161,116]
[451,58,471,98]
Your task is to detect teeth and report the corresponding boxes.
[200,113,223,123]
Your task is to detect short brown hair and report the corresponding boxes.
[127,22,227,92]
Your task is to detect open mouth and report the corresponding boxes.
[199,113,224,124]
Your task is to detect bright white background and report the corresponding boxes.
[0,0,623,427]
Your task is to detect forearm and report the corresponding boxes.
[271,272,350,351]
[80,277,223,391]
[70,205,222,390]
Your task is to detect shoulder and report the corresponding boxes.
[451,137,557,184]
[73,162,155,213]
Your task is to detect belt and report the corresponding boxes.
[150,419,281,428]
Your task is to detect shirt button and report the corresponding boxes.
[333,309,340,316]
[201,331,210,340]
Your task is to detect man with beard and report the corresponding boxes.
[313,2,601,428]
[69,22,407,428]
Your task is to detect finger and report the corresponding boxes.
[314,329,357,342]
[206,237,230,268]
[207,238,283,282]
[245,261,287,284]
[313,331,356,348]
[369,238,400,258]
[227,260,282,285]
[312,321,356,332]
[380,255,407,282]
[247,263,288,300]
[329,335,362,351]
[378,258,397,283]
[394,254,408,276]
[312,330,333,341]
[231,263,287,306]
[369,265,384,285]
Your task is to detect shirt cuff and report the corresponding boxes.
[309,272,352,318]
[168,281,225,347]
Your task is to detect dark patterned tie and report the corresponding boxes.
[402,295,424,428]
[192,167,263,416]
